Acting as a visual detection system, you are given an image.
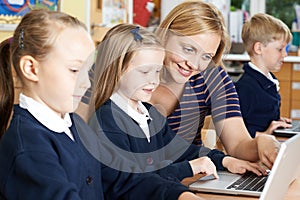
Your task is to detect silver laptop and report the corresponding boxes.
[189,133,300,199]
[273,120,300,138]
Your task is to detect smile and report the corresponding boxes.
[143,88,154,94]
[177,64,193,77]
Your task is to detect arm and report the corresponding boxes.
[207,68,280,169]
[215,117,280,169]
[79,113,193,200]
[101,165,192,200]
[3,152,82,200]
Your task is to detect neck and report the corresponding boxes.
[250,60,269,77]
[160,69,186,100]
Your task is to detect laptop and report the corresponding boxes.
[189,133,300,199]
[273,120,300,138]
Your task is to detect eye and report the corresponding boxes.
[183,46,195,54]
[140,70,149,74]
[70,68,79,73]
[202,54,213,61]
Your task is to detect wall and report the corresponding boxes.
[61,0,87,26]
[0,0,87,42]
[0,31,12,42]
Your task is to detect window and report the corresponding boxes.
[232,0,300,29]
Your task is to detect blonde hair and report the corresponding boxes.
[156,0,230,67]
[0,9,86,137]
[11,9,86,84]
[242,13,292,56]
[93,23,163,109]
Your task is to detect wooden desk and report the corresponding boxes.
[181,167,300,200]
[182,137,300,199]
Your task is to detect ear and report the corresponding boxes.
[253,42,263,55]
[19,55,39,82]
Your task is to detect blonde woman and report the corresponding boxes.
[150,0,280,170]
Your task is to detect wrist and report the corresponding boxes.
[221,155,231,169]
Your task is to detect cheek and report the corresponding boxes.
[165,51,185,64]
[118,77,142,98]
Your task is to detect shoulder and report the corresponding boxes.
[94,100,134,130]
[235,67,258,90]
[0,107,63,172]
[200,66,234,87]
[7,106,55,143]
[95,99,122,118]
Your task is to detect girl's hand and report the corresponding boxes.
[189,156,219,179]
[178,192,206,200]
[222,156,267,176]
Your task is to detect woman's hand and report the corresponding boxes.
[255,134,281,169]
[222,156,267,176]
[189,156,219,179]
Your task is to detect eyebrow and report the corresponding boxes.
[180,41,198,52]
[180,41,215,57]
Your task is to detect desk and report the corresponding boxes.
[181,165,300,200]
[181,137,300,199]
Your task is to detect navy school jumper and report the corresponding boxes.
[0,105,190,200]
[235,63,281,138]
[92,99,227,183]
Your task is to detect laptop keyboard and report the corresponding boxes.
[292,125,300,132]
[227,172,268,192]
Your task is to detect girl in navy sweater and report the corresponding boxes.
[0,9,201,200]
[89,23,265,183]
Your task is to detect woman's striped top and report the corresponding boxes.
[167,66,242,145]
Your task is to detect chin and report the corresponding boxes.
[139,96,151,103]
[174,75,190,84]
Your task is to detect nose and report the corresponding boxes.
[149,71,160,85]
[83,71,92,90]
[186,60,200,71]
[79,69,91,91]
[282,44,290,58]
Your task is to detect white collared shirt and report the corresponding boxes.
[248,62,280,91]
[110,93,152,142]
[19,93,74,141]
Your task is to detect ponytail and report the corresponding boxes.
[0,38,14,138]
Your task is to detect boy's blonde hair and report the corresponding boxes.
[242,13,292,56]
[93,23,163,109]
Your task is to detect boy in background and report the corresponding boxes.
[235,13,292,138]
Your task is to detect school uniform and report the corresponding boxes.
[235,62,281,138]
[93,93,227,183]
[0,95,102,200]
[0,94,191,200]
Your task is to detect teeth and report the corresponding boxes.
[179,67,191,75]
[181,68,189,73]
